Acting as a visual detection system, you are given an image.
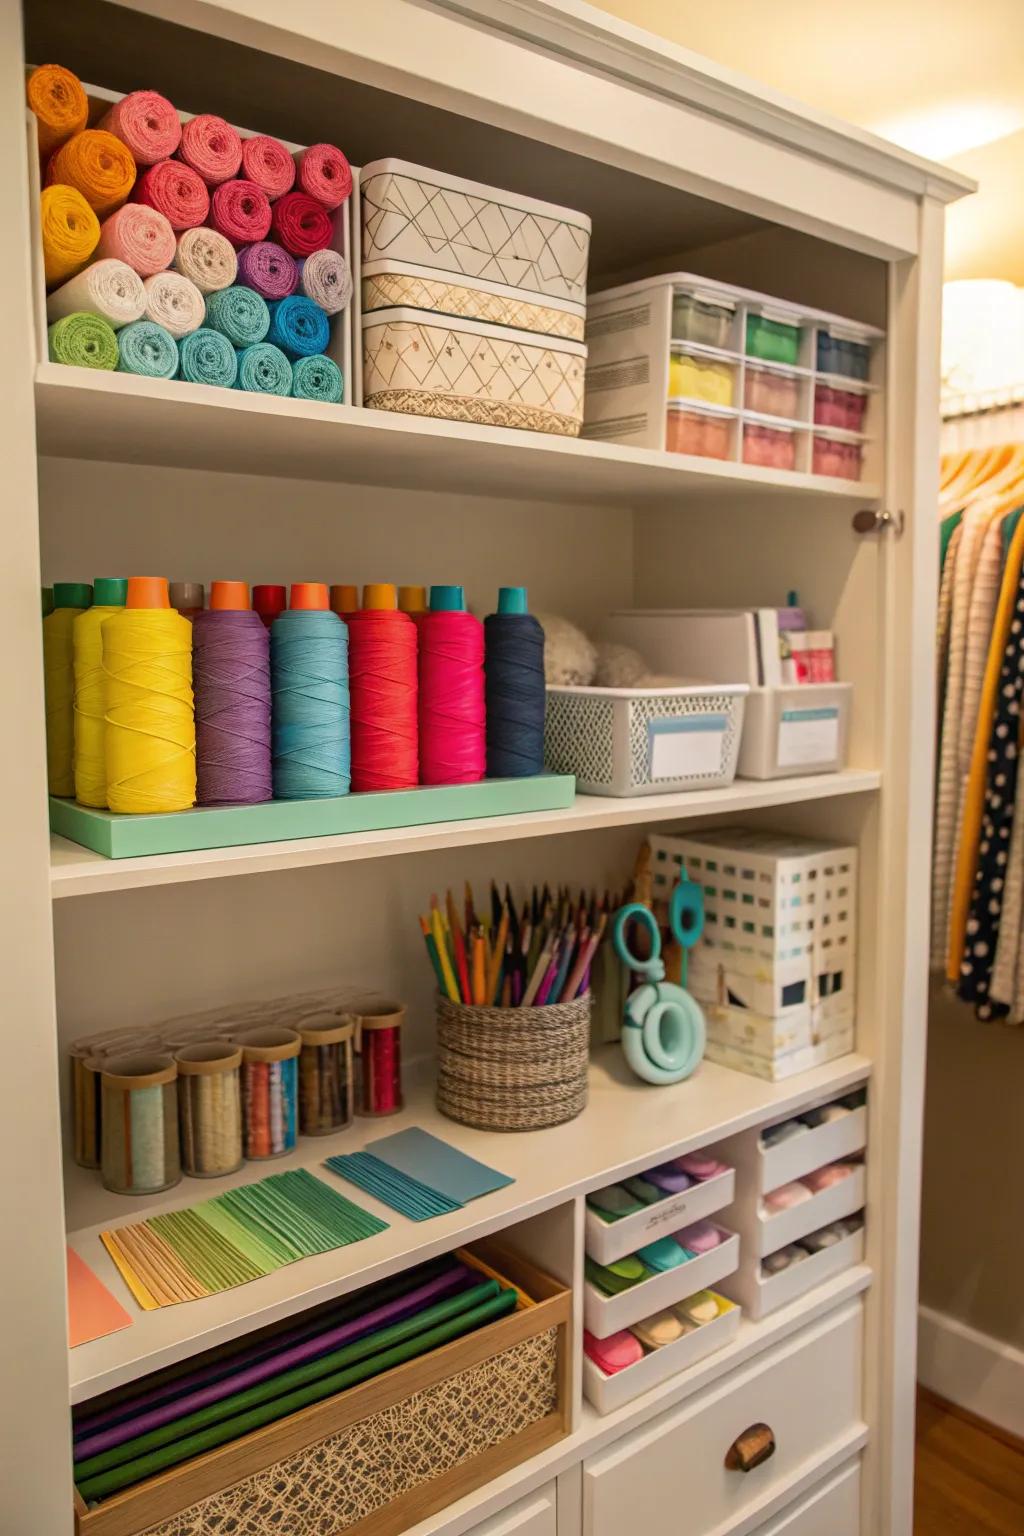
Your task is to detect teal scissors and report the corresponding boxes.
[613,874,705,1085]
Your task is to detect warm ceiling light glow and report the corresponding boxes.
[873,101,1024,160]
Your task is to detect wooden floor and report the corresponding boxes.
[915,1389,1024,1535]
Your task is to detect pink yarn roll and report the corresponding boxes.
[211,179,272,249]
[271,191,333,257]
[96,203,176,276]
[179,114,243,186]
[99,91,181,165]
[134,160,210,232]
[241,135,295,200]
[236,241,298,301]
[294,143,352,210]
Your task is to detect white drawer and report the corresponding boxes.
[586,1167,735,1267]
[582,1301,863,1536]
[754,1165,865,1257]
[753,1460,860,1535]
[467,1482,558,1536]
[584,1229,739,1338]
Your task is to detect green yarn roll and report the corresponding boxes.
[117,320,178,379]
[178,327,238,389]
[205,285,270,348]
[236,341,292,397]
[48,312,117,371]
[292,353,343,404]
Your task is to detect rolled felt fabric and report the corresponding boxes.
[47,130,136,217]
[97,203,176,277]
[241,134,295,200]
[271,190,333,257]
[211,178,272,248]
[179,114,243,185]
[134,159,209,232]
[26,64,88,161]
[98,91,182,165]
[292,353,343,403]
[299,249,352,315]
[205,285,270,347]
[294,143,352,210]
[237,240,297,301]
[117,320,178,378]
[40,184,100,287]
[48,312,118,370]
[236,341,291,396]
[267,294,329,359]
[143,271,205,338]
[173,226,237,293]
[47,258,146,330]
[178,327,237,388]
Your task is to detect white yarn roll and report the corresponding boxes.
[174,227,238,296]
[299,249,352,315]
[46,259,146,330]
[143,271,207,338]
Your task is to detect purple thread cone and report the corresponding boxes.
[236,240,299,301]
[193,609,272,805]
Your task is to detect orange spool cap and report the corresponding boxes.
[126,576,170,609]
[362,583,397,611]
[290,582,329,610]
[330,584,358,615]
[210,580,250,610]
[398,585,427,615]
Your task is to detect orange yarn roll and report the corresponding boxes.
[47,130,136,217]
[40,184,100,287]
[26,65,88,161]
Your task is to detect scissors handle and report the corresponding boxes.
[670,876,704,950]
[613,903,663,980]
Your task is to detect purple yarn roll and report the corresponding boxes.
[236,239,299,301]
[193,608,272,805]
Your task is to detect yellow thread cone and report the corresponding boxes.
[44,583,92,795]
[103,608,196,813]
[73,582,127,807]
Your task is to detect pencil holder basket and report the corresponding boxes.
[435,992,591,1131]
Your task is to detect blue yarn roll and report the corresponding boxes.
[236,342,292,396]
[291,354,343,403]
[484,612,546,777]
[267,295,330,360]
[205,285,271,348]
[270,609,350,799]
[178,327,238,388]
[117,320,178,379]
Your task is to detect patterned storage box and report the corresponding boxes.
[544,684,747,796]
[362,259,585,341]
[362,307,586,435]
[360,159,591,305]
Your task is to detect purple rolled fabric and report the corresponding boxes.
[236,239,298,301]
[73,1264,473,1459]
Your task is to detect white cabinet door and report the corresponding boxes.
[753,1460,860,1534]
[466,1482,559,1536]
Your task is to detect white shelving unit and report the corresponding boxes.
[2,2,970,1535]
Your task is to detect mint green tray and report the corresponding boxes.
[49,775,576,859]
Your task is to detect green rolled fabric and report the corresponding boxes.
[48,312,117,370]
[178,327,238,389]
[205,285,270,348]
[77,1288,516,1502]
[292,353,343,404]
[116,320,178,379]
[236,341,292,397]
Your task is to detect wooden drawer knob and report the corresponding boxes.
[725,1422,776,1472]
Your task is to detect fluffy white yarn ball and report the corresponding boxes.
[536,613,597,686]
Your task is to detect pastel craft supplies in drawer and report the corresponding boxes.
[583,1226,738,1338]
[582,1291,740,1415]
[668,348,737,407]
[814,382,867,432]
[360,259,586,342]
[359,159,591,305]
[812,433,864,480]
[816,327,871,380]
[543,683,747,797]
[754,1162,866,1255]
[664,402,735,460]
[745,363,802,420]
[746,308,801,366]
[721,1218,865,1319]
[581,1300,863,1536]
[585,1161,735,1266]
[736,682,852,779]
[671,289,736,350]
[743,421,797,471]
[361,308,586,437]
[756,1096,868,1191]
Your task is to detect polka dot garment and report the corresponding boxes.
[957,581,1024,1016]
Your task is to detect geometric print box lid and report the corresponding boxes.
[361,158,591,305]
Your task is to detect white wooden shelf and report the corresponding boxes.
[49,769,881,898]
[34,366,880,508]
[65,1044,871,1402]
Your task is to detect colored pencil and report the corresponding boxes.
[418,914,449,997]
[430,908,460,1002]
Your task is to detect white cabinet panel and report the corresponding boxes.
[467,1483,559,1536]
[754,1460,860,1535]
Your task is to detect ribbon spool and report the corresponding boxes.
[613,877,706,1085]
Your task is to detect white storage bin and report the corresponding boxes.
[701,1001,855,1082]
[584,1228,739,1338]
[754,1101,868,1191]
[582,1293,740,1415]
[585,1166,735,1266]
[544,684,747,797]
[361,259,586,340]
[748,1164,866,1256]
[738,684,851,778]
[721,1222,865,1320]
[361,308,586,436]
[359,158,591,304]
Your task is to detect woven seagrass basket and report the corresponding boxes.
[435,992,591,1131]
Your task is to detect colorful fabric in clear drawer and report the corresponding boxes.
[668,349,736,407]
[746,310,801,366]
[745,364,800,421]
[816,329,871,380]
[743,422,796,471]
[671,290,735,349]
[665,403,734,460]
[812,434,863,481]
[814,383,867,432]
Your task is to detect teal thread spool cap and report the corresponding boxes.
[54,582,93,609]
[496,586,528,615]
[93,578,128,607]
[429,585,466,612]
[41,587,54,617]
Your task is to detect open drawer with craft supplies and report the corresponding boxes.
[720,1215,865,1320]
[723,1087,868,1195]
[582,1289,740,1415]
[71,1240,571,1536]
[585,1153,735,1267]
[544,683,748,797]
[583,1224,739,1339]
